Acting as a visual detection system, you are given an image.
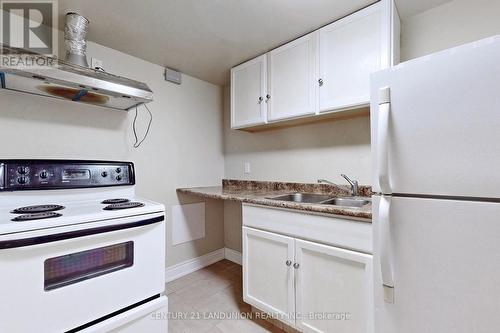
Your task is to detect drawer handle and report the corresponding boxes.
[286,260,292,266]
[293,263,300,269]
[318,78,324,86]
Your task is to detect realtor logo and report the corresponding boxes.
[1,0,58,55]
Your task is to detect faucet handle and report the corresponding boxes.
[341,174,354,184]
[340,174,359,196]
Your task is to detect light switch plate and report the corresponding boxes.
[244,162,251,174]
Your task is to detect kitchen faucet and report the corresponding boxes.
[317,174,359,196]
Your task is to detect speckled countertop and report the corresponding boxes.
[177,179,372,222]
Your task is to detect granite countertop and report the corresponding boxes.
[177,179,372,222]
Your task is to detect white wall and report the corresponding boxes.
[223,200,243,252]
[401,0,500,60]
[0,41,225,267]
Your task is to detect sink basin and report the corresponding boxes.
[321,197,371,208]
[267,193,371,208]
[267,193,332,204]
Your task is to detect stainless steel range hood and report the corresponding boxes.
[0,45,153,110]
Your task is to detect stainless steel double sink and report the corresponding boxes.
[266,193,370,208]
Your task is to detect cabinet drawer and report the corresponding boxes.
[242,204,372,254]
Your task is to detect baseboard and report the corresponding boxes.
[224,247,242,265]
[165,248,225,283]
[165,247,243,283]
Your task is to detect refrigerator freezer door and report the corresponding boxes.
[373,195,500,333]
[371,35,500,197]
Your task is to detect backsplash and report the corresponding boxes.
[222,179,373,197]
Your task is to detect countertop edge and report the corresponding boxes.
[176,187,372,222]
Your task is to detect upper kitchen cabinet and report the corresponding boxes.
[319,0,399,113]
[267,32,318,122]
[230,55,267,129]
[230,0,400,130]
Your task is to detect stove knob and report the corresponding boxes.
[40,171,48,179]
[17,166,28,175]
[116,167,122,174]
[17,176,27,184]
[116,175,122,181]
[101,171,108,177]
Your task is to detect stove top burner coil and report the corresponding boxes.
[103,202,145,210]
[11,204,65,214]
[11,212,63,222]
[101,198,130,204]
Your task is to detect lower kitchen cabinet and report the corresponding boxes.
[242,227,296,325]
[295,239,373,333]
[243,221,373,333]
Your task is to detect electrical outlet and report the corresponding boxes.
[244,162,251,174]
[91,58,103,69]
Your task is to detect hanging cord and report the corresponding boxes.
[132,104,153,148]
[90,66,152,148]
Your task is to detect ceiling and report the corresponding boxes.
[58,0,452,85]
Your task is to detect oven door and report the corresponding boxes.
[0,212,165,333]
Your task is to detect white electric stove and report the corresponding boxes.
[0,160,168,333]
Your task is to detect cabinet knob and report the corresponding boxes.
[258,96,263,103]
[265,94,271,102]
[293,263,300,269]
[286,260,292,266]
[318,78,324,86]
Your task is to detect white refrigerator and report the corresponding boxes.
[371,35,500,333]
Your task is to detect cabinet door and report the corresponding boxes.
[242,227,295,325]
[319,2,383,112]
[295,239,373,333]
[268,32,318,121]
[230,55,267,128]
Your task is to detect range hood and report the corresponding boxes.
[0,44,153,110]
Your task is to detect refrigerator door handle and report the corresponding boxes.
[379,195,394,303]
[378,87,391,194]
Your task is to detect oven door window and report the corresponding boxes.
[44,241,134,291]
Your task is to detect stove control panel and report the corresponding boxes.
[0,160,135,191]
